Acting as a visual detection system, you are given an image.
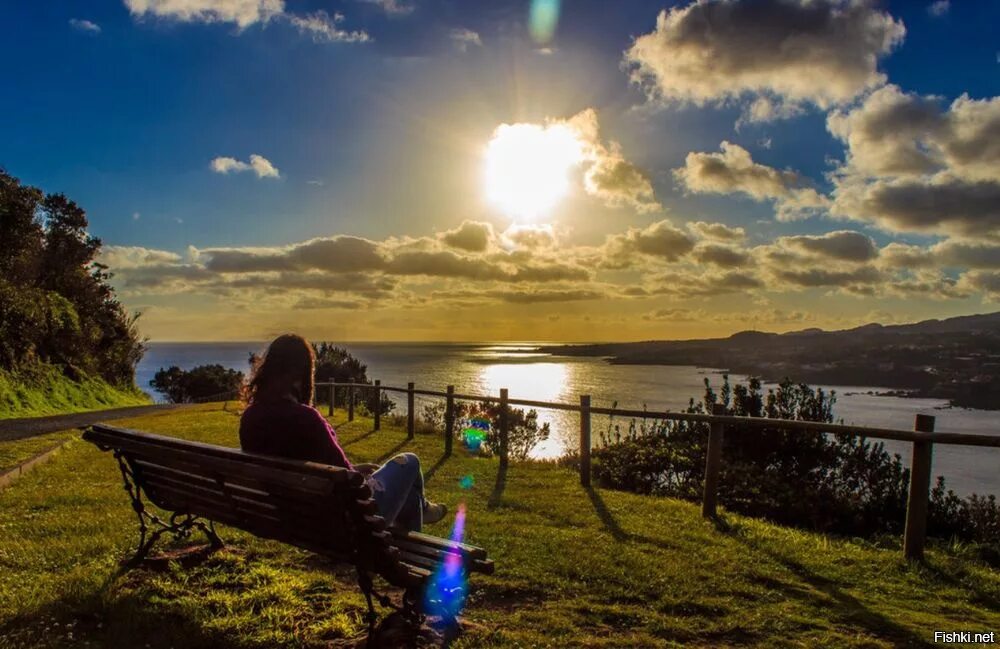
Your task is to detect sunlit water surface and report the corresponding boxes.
[138,342,999,497]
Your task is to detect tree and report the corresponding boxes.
[0,169,145,386]
[311,343,394,415]
[151,365,244,403]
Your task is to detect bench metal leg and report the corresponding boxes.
[356,571,379,631]
[113,452,224,567]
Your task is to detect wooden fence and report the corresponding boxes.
[315,380,1000,561]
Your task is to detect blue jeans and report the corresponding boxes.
[368,453,426,532]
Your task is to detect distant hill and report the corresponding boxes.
[539,312,1000,409]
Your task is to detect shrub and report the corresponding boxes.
[151,364,244,403]
[590,375,1000,545]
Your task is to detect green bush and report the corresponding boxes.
[591,375,1000,545]
[150,365,244,403]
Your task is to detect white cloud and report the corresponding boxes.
[563,109,661,213]
[624,0,905,122]
[674,141,829,221]
[287,11,370,43]
[123,0,284,29]
[828,85,1000,237]
[123,0,369,42]
[69,18,102,33]
[358,0,414,16]
[449,28,482,52]
[928,1,950,17]
[210,154,280,179]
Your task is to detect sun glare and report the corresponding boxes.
[484,122,584,220]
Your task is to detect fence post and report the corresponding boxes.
[499,388,509,472]
[373,380,381,431]
[348,385,354,422]
[329,380,336,417]
[702,403,727,519]
[580,395,592,487]
[904,414,935,561]
[445,385,455,456]
[407,382,415,439]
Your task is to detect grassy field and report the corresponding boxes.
[1,404,998,648]
[0,366,150,420]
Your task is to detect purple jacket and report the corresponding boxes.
[239,399,353,470]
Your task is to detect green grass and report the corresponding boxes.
[0,431,78,472]
[1,404,998,647]
[0,365,150,420]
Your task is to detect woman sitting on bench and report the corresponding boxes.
[239,334,447,531]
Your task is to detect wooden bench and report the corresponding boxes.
[82,424,494,627]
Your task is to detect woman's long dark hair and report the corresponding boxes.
[244,334,315,406]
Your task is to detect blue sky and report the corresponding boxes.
[2,0,998,341]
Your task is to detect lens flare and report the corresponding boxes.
[424,503,468,622]
[459,474,475,490]
[461,416,490,453]
[529,0,560,44]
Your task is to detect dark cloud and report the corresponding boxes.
[781,231,878,262]
[440,221,493,252]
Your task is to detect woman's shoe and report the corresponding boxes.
[423,502,448,525]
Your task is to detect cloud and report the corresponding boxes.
[958,271,1000,300]
[928,1,950,17]
[624,0,905,121]
[502,224,556,249]
[651,269,764,297]
[359,0,414,16]
[440,221,493,252]
[449,28,482,52]
[770,265,884,290]
[287,11,370,43]
[933,240,1000,269]
[779,231,878,263]
[123,0,284,29]
[686,221,746,242]
[69,18,101,33]
[124,0,369,42]
[674,141,828,220]
[692,243,751,268]
[603,220,695,266]
[99,246,183,269]
[565,109,661,213]
[828,85,1000,237]
[210,154,280,178]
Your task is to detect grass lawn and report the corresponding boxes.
[0,366,150,420]
[1,403,998,648]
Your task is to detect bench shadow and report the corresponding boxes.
[486,463,507,510]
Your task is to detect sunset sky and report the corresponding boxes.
[3,0,999,342]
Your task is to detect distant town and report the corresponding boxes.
[542,312,1000,410]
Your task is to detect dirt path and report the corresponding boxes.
[0,404,192,442]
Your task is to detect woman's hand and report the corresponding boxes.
[354,462,379,475]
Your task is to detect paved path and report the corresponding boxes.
[0,404,191,443]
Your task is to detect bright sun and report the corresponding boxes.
[484,122,584,220]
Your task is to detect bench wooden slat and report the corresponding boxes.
[115,443,341,500]
[86,425,363,485]
[132,460,348,521]
[393,531,487,560]
[390,539,495,575]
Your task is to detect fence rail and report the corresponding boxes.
[315,380,999,561]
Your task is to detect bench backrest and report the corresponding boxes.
[83,425,405,578]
